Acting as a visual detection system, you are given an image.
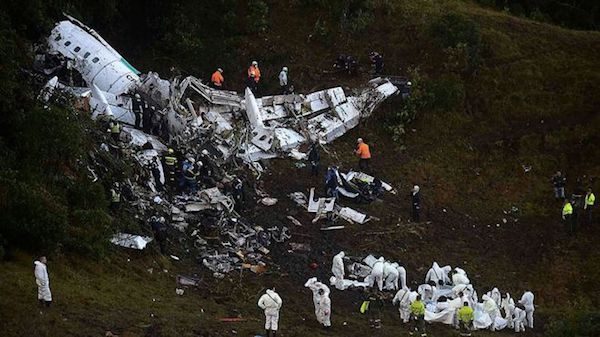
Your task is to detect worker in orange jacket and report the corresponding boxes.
[211,68,224,88]
[248,61,261,83]
[354,138,371,172]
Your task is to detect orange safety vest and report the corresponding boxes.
[356,143,371,159]
[248,65,261,83]
[211,71,224,86]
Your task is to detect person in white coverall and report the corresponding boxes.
[370,257,385,291]
[331,251,345,290]
[501,292,515,329]
[383,261,399,290]
[482,294,500,330]
[393,287,416,323]
[513,304,527,332]
[518,291,535,329]
[34,256,52,306]
[258,288,283,337]
[316,288,332,328]
[304,277,331,328]
[425,262,451,286]
[451,267,470,286]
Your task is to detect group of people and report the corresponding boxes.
[554,171,596,234]
[210,61,291,95]
[254,254,535,336]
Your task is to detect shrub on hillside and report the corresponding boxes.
[430,13,481,74]
[546,312,600,337]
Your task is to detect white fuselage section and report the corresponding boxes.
[47,18,139,96]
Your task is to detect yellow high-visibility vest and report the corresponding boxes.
[562,202,573,216]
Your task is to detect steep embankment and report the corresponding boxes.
[1,1,600,337]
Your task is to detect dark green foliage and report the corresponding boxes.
[546,312,600,337]
[247,0,270,33]
[476,0,600,31]
[430,14,482,74]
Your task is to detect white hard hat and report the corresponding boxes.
[217,68,223,73]
[201,149,209,155]
[407,81,412,86]
[252,61,258,66]
[134,93,141,99]
[282,66,288,72]
[413,185,420,192]
[357,138,363,142]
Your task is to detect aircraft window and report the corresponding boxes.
[64,41,71,46]
[84,52,91,58]
[54,36,61,41]
[74,47,81,52]
[92,57,100,63]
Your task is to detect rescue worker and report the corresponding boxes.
[132,93,143,129]
[457,302,474,336]
[109,120,122,142]
[393,287,416,323]
[411,185,421,222]
[513,303,527,332]
[150,216,168,254]
[425,262,451,286]
[110,182,121,211]
[369,257,385,291]
[232,177,245,211]
[150,157,163,191]
[585,187,595,225]
[246,71,258,93]
[278,66,289,94]
[325,166,339,198]
[258,287,283,337]
[410,295,426,336]
[518,291,535,329]
[308,143,320,177]
[562,198,574,234]
[354,138,371,172]
[369,51,384,75]
[483,294,500,330]
[163,148,178,189]
[183,157,199,193]
[331,251,345,290]
[34,256,52,307]
[142,103,153,133]
[210,68,224,88]
[452,267,470,286]
[552,171,566,200]
[316,288,332,329]
[383,261,400,290]
[248,61,261,83]
[305,278,332,329]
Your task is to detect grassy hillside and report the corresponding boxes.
[1,1,600,336]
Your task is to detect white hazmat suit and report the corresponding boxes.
[425,262,451,286]
[34,260,52,302]
[501,293,515,328]
[393,287,417,323]
[304,277,331,327]
[513,306,526,332]
[331,251,345,290]
[482,294,501,330]
[370,257,385,291]
[383,262,399,290]
[452,267,470,286]
[258,289,283,331]
[518,291,535,329]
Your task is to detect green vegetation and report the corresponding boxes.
[1,0,600,336]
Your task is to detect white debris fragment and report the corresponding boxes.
[260,197,278,206]
[110,233,153,250]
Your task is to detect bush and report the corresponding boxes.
[430,13,482,74]
[546,312,600,337]
[248,0,270,33]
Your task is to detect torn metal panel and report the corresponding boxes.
[338,207,368,224]
[307,188,335,213]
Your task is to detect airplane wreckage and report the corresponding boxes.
[35,16,410,275]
